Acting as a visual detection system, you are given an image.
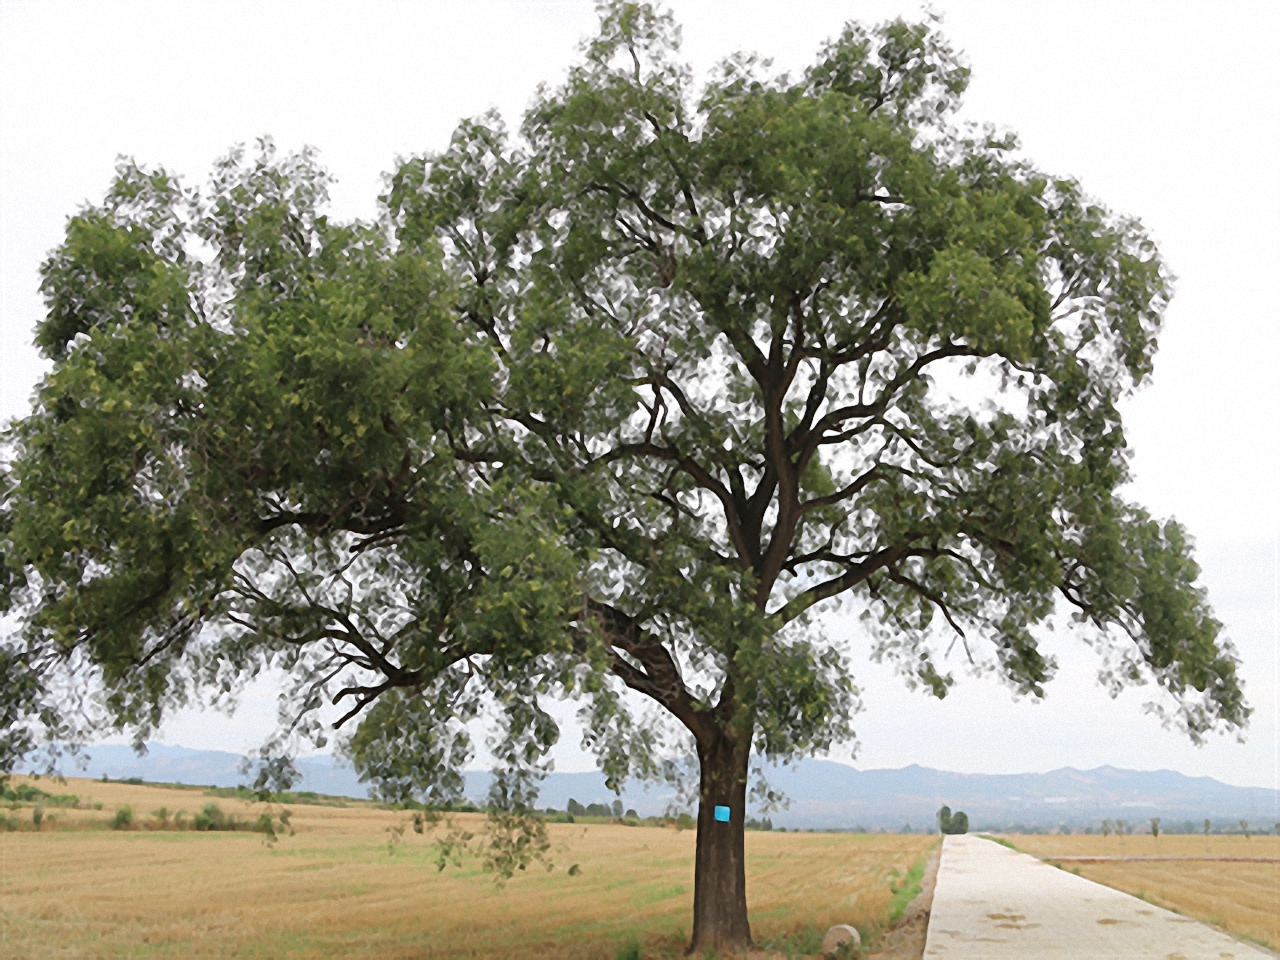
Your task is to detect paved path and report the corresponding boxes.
[923,834,1272,959]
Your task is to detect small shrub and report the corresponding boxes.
[151,807,171,828]
[32,805,44,828]
[112,806,134,830]
[614,937,641,960]
[193,803,227,831]
[2,783,47,803]
[676,813,693,831]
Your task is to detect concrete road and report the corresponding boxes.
[923,834,1272,959]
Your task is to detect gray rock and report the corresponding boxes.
[821,923,861,957]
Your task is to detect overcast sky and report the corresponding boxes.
[1,0,1276,789]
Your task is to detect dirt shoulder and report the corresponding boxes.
[864,839,942,960]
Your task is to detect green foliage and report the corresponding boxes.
[192,802,227,831]
[0,782,77,808]
[888,848,930,921]
[3,783,45,802]
[0,0,1250,940]
[111,805,134,830]
[938,806,968,834]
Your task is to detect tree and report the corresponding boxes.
[0,3,1249,953]
[938,806,968,835]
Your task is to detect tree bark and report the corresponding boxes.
[688,727,753,954]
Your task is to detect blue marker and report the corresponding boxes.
[714,805,731,823]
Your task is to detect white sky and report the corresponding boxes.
[1,0,1276,789]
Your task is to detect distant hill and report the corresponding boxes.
[28,743,368,800]
[26,743,1277,831]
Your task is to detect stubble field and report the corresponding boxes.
[1,776,933,959]
[1003,833,1280,951]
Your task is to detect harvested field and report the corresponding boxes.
[1,776,933,959]
[1000,833,1280,952]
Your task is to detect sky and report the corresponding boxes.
[1,0,1276,789]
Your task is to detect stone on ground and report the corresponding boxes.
[822,923,862,956]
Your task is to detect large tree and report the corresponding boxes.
[1,4,1248,952]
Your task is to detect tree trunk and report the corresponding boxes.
[688,729,753,954]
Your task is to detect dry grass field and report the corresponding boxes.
[1,776,933,959]
[1002,833,1280,951]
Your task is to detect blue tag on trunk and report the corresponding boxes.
[714,805,731,822]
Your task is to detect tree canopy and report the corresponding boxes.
[0,3,1247,951]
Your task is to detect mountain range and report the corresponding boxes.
[27,742,1277,831]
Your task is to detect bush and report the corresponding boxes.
[193,802,228,831]
[32,805,43,828]
[2,783,47,803]
[112,806,134,830]
[676,813,694,831]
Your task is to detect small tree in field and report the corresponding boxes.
[1149,816,1160,839]
[0,3,1249,952]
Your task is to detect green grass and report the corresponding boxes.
[886,842,935,923]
